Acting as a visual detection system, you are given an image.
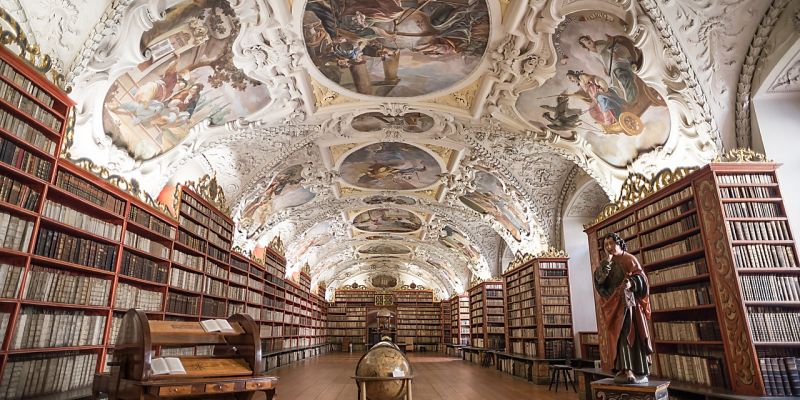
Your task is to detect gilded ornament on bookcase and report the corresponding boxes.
[60,108,75,159]
[300,263,311,276]
[182,174,229,216]
[587,167,697,227]
[536,246,569,259]
[268,235,285,258]
[507,252,535,271]
[71,158,177,219]
[712,148,772,163]
[0,8,67,90]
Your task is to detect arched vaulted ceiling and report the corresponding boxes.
[3,0,777,298]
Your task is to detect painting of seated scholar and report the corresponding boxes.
[102,0,271,161]
[516,11,671,168]
[302,0,490,97]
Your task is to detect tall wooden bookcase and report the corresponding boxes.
[0,47,329,399]
[327,289,373,351]
[440,300,451,351]
[395,289,440,352]
[468,281,506,350]
[585,160,800,396]
[503,255,574,359]
[449,294,470,346]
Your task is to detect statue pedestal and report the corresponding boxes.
[590,378,670,400]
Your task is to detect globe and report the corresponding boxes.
[354,340,413,400]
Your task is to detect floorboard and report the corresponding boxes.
[269,352,580,400]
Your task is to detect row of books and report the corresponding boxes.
[509,328,536,338]
[229,270,248,285]
[510,341,537,356]
[124,230,169,259]
[542,296,569,305]
[746,308,800,342]
[732,244,797,269]
[544,339,573,358]
[172,248,204,270]
[204,276,226,297]
[208,244,229,263]
[642,234,703,265]
[0,263,22,297]
[597,214,635,239]
[543,314,571,324]
[651,284,713,311]
[206,260,227,280]
[540,262,566,269]
[545,327,572,337]
[179,215,207,238]
[0,352,98,399]
[0,80,62,131]
[647,259,707,286]
[42,199,121,241]
[0,136,51,180]
[717,173,775,185]
[740,274,800,302]
[201,297,226,317]
[541,286,569,296]
[719,186,778,199]
[179,201,210,226]
[121,250,168,283]
[55,170,125,215]
[176,230,205,253]
[11,308,105,349]
[541,278,567,286]
[653,320,721,342]
[166,291,199,315]
[23,265,111,306]
[508,298,535,309]
[0,173,39,211]
[639,200,695,232]
[541,269,567,277]
[657,353,726,387]
[486,289,503,297]
[723,201,783,218]
[0,311,9,347]
[114,282,163,311]
[472,336,505,349]
[34,227,118,271]
[0,59,58,108]
[0,108,55,155]
[637,186,694,220]
[129,204,176,238]
[641,214,698,248]
[169,266,204,292]
[759,357,800,396]
[727,220,792,241]
[508,316,536,327]
[543,305,570,314]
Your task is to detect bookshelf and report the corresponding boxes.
[450,294,470,348]
[0,45,330,398]
[468,281,506,351]
[584,160,800,396]
[503,255,573,360]
[578,331,600,361]
[395,290,440,352]
[441,300,451,352]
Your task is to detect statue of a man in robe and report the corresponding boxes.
[594,232,653,384]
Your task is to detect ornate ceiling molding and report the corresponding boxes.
[735,0,792,149]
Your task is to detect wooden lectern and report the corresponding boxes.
[98,310,276,399]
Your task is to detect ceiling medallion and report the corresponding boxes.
[588,167,698,227]
[712,148,771,163]
[302,0,490,97]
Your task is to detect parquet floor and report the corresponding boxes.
[270,352,580,400]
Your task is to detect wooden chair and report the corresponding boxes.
[98,310,277,399]
[548,359,577,393]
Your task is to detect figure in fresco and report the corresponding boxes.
[564,70,626,126]
[594,233,653,384]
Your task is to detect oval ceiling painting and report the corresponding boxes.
[514,11,670,168]
[358,243,412,255]
[102,0,270,161]
[352,208,422,233]
[340,142,441,190]
[302,0,490,97]
[351,112,434,133]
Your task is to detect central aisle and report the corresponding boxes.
[270,352,581,400]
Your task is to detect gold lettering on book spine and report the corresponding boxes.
[696,178,758,391]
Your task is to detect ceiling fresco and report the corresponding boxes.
[15,0,771,297]
[301,0,490,97]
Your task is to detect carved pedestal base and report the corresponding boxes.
[591,378,670,400]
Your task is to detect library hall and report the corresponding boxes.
[0,0,799,399]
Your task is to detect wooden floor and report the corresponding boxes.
[270,352,580,400]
